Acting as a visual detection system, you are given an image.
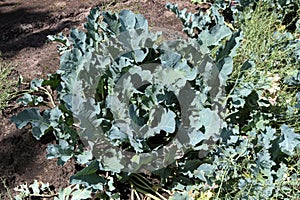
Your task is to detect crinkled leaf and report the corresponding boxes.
[199,23,231,49]
[188,130,205,146]
[257,150,275,169]
[279,125,300,155]
[11,108,51,140]
[258,126,277,149]
[101,149,124,173]
[149,106,176,134]
[119,10,137,31]
[76,150,93,165]
[194,163,216,182]
[47,139,74,165]
[70,29,87,53]
[71,187,92,200]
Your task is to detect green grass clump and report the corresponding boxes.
[0,57,17,111]
[231,2,300,131]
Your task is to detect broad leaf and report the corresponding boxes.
[71,160,106,186]
[11,108,51,140]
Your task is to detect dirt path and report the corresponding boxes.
[0,0,197,198]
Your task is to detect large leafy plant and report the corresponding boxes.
[11,1,300,199]
[11,7,230,199]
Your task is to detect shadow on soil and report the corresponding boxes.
[0,127,43,196]
[0,2,19,8]
[0,6,79,57]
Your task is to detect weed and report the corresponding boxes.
[231,2,300,131]
[0,56,17,111]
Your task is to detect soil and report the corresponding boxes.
[0,0,199,198]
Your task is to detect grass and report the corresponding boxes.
[230,2,300,131]
[0,178,13,200]
[0,57,17,111]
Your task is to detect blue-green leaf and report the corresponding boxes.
[279,125,300,155]
[11,108,51,140]
[30,78,44,91]
[47,139,73,165]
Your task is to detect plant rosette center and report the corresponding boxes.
[69,10,225,173]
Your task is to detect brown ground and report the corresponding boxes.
[0,0,201,198]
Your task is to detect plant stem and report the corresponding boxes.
[40,87,56,108]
